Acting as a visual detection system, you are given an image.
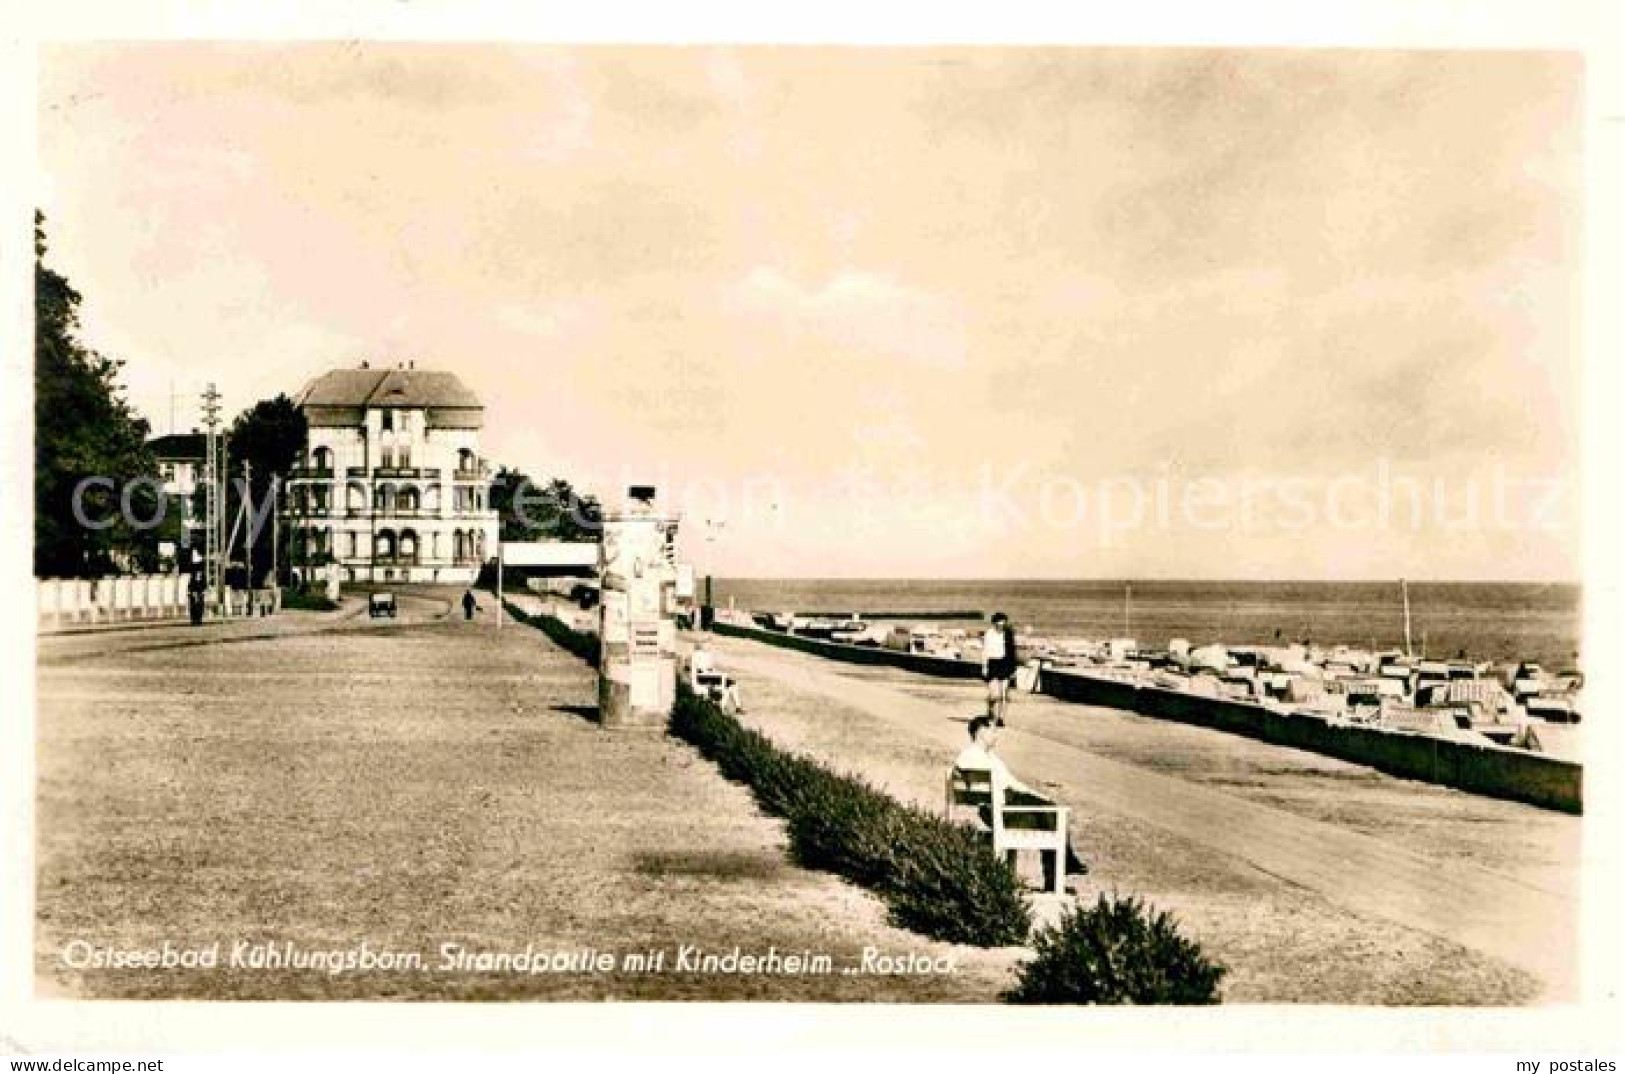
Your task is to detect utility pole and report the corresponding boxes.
[1123,581,1132,638]
[219,433,230,616]
[1401,578,1413,658]
[270,475,280,591]
[201,383,222,619]
[243,460,254,598]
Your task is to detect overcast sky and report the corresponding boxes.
[36,44,1582,580]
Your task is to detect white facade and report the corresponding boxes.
[283,365,499,585]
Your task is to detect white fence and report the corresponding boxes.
[37,576,283,629]
[37,574,188,627]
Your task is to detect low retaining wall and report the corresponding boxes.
[709,621,1581,814]
[711,620,980,680]
[1042,669,1582,815]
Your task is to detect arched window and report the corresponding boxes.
[458,448,476,473]
[375,529,396,560]
[374,483,396,512]
[312,446,332,472]
[399,530,418,563]
[400,487,420,512]
[453,529,466,561]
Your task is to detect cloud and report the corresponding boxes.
[726,266,967,367]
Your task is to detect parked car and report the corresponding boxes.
[368,592,397,618]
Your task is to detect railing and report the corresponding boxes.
[287,466,335,480]
[453,467,490,482]
[343,466,445,480]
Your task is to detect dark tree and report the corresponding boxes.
[489,466,602,543]
[224,395,308,587]
[34,212,159,577]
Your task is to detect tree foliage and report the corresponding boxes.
[225,394,307,587]
[489,465,602,543]
[34,212,159,577]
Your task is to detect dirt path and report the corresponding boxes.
[699,633,1578,1003]
[34,605,1023,1001]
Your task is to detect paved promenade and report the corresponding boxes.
[696,631,1581,1004]
[34,599,1020,1001]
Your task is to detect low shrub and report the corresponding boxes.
[1003,893,1226,1004]
[669,687,1031,948]
[280,586,338,612]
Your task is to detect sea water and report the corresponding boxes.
[709,579,1581,670]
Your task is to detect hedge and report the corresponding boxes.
[279,586,338,613]
[1004,893,1226,1004]
[669,687,1032,947]
[510,607,1226,994]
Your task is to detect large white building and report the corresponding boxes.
[284,363,499,585]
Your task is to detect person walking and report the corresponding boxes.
[981,611,1019,724]
[462,589,478,621]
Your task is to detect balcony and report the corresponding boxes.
[287,466,335,480]
[452,466,491,482]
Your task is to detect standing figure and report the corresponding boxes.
[981,611,1019,724]
[462,589,478,621]
[187,577,206,627]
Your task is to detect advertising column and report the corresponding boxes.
[598,489,679,728]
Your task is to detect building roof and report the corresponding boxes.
[294,366,484,429]
[148,432,207,460]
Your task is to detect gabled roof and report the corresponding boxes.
[147,433,207,460]
[294,368,483,410]
[294,367,484,429]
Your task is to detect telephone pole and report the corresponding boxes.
[271,475,280,590]
[201,383,223,618]
[243,460,254,598]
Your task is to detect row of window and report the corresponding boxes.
[302,446,483,472]
[295,526,488,562]
[289,485,488,513]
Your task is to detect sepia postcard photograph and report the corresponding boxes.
[2,0,1621,1063]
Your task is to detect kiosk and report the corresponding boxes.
[597,486,680,727]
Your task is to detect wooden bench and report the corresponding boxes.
[944,766,1070,894]
[687,654,741,713]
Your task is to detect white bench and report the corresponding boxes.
[945,767,1070,894]
[687,654,742,713]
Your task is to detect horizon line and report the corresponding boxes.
[704,575,1583,587]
